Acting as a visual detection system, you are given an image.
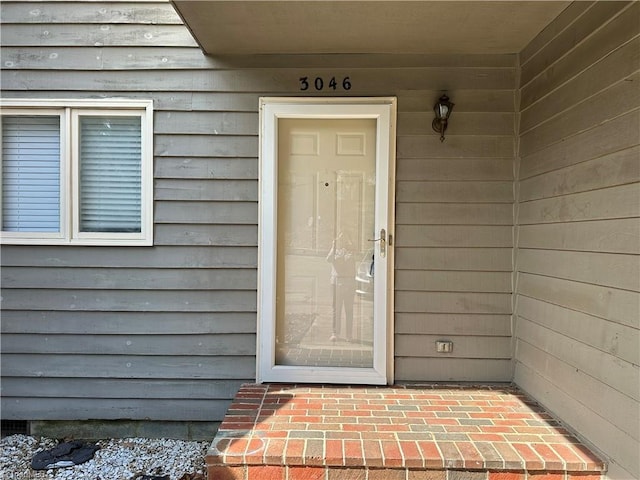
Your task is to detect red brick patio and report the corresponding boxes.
[206,384,606,480]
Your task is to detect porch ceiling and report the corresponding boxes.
[170,1,570,55]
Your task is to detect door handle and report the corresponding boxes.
[368,228,386,258]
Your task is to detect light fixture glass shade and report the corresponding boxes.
[434,95,453,119]
[432,94,454,142]
[437,103,449,119]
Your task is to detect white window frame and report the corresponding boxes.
[0,99,153,246]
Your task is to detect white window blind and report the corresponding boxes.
[1,116,61,232]
[78,115,142,233]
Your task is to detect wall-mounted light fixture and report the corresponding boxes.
[432,94,454,142]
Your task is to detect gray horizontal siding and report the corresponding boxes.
[514,2,640,479]
[396,181,513,203]
[396,335,511,359]
[395,226,512,247]
[155,158,258,179]
[517,273,637,330]
[2,290,256,312]
[2,378,243,399]
[1,68,516,91]
[395,314,512,337]
[518,144,640,202]
[395,271,512,293]
[396,248,513,272]
[396,204,513,226]
[154,225,257,246]
[2,334,256,356]
[395,358,512,383]
[397,158,513,182]
[1,267,257,289]
[1,246,258,268]
[0,2,184,24]
[2,88,513,113]
[393,67,515,380]
[519,105,640,180]
[517,218,640,254]
[518,181,638,224]
[2,375,244,419]
[154,179,258,201]
[1,311,257,334]
[0,398,232,422]
[1,25,198,47]
[0,48,520,71]
[2,354,256,380]
[1,0,516,423]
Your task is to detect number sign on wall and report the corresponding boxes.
[299,77,352,91]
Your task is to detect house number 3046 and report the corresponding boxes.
[299,76,352,91]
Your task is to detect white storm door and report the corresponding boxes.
[258,98,396,385]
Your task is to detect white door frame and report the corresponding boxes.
[257,97,396,385]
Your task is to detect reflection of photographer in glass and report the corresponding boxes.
[326,232,356,342]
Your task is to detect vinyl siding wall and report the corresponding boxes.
[1,1,259,425]
[0,0,517,424]
[514,3,640,479]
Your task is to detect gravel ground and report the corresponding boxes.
[0,435,209,480]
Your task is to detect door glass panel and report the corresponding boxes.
[275,118,376,368]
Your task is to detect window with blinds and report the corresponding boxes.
[0,100,153,245]
[2,116,61,232]
[79,116,142,233]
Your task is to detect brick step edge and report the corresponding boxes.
[207,465,604,480]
